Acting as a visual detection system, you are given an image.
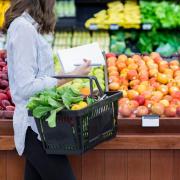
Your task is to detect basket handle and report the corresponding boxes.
[52,75,104,97]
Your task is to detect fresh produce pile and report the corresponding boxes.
[110,31,138,55]
[53,31,110,52]
[110,30,180,56]
[71,66,105,92]
[27,84,98,128]
[53,31,72,51]
[85,0,141,30]
[91,31,110,53]
[138,31,180,56]
[72,31,91,47]
[140,1,180,30]
[106,53,180,118]
[0,50,15,118]
[55,0,76,18]
[0,0,10,29]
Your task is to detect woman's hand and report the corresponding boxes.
[73,59,91,76]
[57,59,91,86]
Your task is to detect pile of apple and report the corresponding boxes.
[0,50,15,119]
[106,52,180,118]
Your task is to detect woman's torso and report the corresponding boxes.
[6,12,55,155]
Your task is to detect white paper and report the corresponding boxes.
[57,42,105,73]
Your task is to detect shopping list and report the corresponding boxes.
[57,42,105,73]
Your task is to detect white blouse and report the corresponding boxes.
[6,12,57,155]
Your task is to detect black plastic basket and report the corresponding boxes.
[31,75,122,155]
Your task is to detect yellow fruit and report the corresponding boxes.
[78,101,88,109]
[71,104,81,110]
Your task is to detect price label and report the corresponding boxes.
[89,24,98,30]
[110,24,119,30]
[142,115,159,127]
[142,23,152,30]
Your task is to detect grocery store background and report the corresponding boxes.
[0,0,180,57]
[0,1,180,180]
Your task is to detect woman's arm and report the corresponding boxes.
[11,23,58,100]
[10,23,91,100]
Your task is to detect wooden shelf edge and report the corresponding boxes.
[95,134,180,150]
[2,134,180,151]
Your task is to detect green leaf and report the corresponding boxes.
[48,97,62,108]
[33,106,54,119]
[87,97,95,105]
[46,107,64,128]
[46,109,57,128]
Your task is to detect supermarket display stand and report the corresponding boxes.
[1,117,180,180]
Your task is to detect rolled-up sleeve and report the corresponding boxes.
[11,23,57,99]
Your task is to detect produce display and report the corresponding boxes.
[140,1,180,30]
[0,50,15,118]
[110,30,180,56]
[0,0,10,29]
[53,31,72,51]
[27,84,99,128]
[71,66,106,91]
[106,53,180,118]
[85,0,141,30]
[72,31,91,47]
[55,0,76,18]
[138,31,180,56]
[110,31,138,55]
[53,31,110,52]
[92,31,110,53]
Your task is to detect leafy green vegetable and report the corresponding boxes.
[27,85,96,128]
[140,1,180,30]
[46,107,63,128]
[32,106,54,119]
[87,97,95,105]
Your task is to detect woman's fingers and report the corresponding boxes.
[83,59,91,66]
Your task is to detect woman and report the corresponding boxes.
[4,0,91,180]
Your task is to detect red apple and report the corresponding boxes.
[165,106,176,117]
[134,95,145,105]
[106,53,116,58]
[119,104,132,117]
[135,106,149,117]
[151,103,164,116]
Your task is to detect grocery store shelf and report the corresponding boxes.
[95,134,180,150]
[1,118,180,151]
[56,17,77,30]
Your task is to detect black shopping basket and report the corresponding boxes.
[30,75,122,155]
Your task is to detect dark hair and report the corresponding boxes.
[3,0,56,34]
